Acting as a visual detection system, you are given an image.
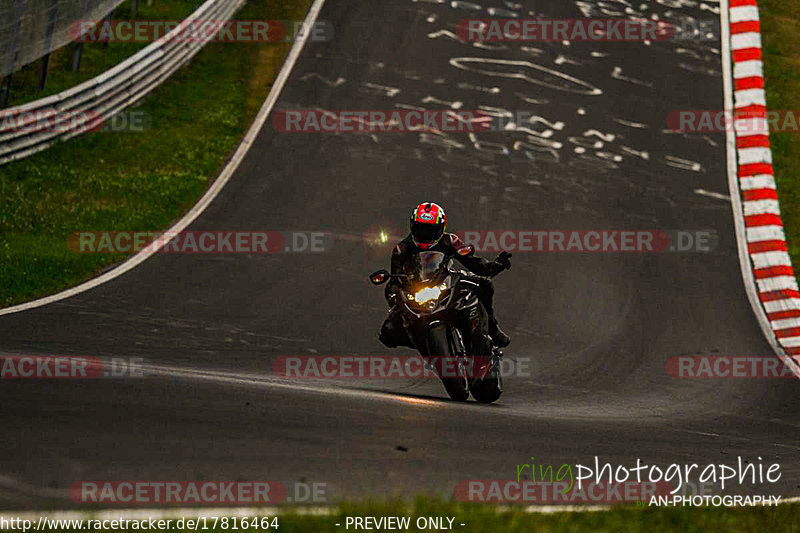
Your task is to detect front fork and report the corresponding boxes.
[447,326,470,376]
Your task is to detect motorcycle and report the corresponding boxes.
[370,247,504,403]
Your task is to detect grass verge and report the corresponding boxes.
[0,0,310,307]
[8,499,799,532]
[760,1,800,267]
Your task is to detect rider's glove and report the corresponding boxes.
[495,251,513,271]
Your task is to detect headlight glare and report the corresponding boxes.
[413,283,447,304]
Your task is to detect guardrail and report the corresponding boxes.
[0,0,246,165]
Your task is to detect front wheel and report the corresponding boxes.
[427,326,469,402]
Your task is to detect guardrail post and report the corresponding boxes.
[39,0,58,91]
[1,75,11,109]
[72,43,84,72]
[73,0,90,72]
[2,0,24,105]
[39,54,51,90]
[103,12,112,48]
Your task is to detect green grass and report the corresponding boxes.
[760,1,800,267]
[0,0,310,307]
[14,499,800,532]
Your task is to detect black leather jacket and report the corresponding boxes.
[384,233,504,304]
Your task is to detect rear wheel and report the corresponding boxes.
[469,349,504,404]
[427,326,469,402]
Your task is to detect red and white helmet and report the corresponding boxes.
[410,202,447,250]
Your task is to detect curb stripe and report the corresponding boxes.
[733,47,762,62]
[731,20,761,34]
[734,76,765,90]
[748,241,788,254]
[738,162,774,176]
[742,188,778,201]
[755,266,796,278]
[737,135,771,148]
[735,104,767,117]
[746,225,785,243]
[745,213,783,227]
[760,290,800,303]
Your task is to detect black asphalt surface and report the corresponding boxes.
[1,0,798,509]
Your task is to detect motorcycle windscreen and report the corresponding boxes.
[412,251,447,282]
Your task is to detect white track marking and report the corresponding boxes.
[448,57,603,96]
[695,188,731,201]
[0,0,328,317]
[134,362,443,404]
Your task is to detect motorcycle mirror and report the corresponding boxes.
[370,269,390,285]
[457,245,475,256]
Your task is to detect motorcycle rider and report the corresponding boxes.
[379,201,512,350]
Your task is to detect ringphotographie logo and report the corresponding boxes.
[457,456,784,506]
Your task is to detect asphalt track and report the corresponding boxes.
[1,0,799,509]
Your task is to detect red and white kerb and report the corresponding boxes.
[729,0,800,367]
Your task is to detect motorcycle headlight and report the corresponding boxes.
[413,283,446,304]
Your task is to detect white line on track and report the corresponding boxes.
[136,361,434,404]
[695,188,732,201]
